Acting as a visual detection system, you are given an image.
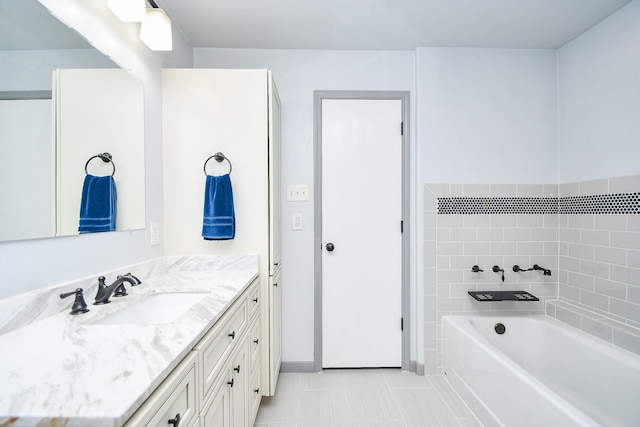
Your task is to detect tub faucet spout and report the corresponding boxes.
[532,265,552,276]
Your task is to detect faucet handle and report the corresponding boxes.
[94,276,108,302]
[60,288,90,315]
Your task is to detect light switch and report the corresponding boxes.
[292,213,303,230]
[286,185,297,201]
[298,185,309,201]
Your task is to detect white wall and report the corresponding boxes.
[194,49,416,363]
[558,0,640,183]
[416,47,559,184]
[0,0,193,299]
[0,49,115,91]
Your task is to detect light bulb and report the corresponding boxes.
[140,8,173,51]
[107,0,145,22]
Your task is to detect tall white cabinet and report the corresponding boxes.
[162,69,282,400]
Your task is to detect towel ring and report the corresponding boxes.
[85,153,115,176]
[203,152,232,175]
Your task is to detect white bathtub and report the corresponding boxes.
[442,315,640,427]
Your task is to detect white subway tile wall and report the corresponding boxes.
[423,175,640,373]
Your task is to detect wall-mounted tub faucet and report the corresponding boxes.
[533,264,552,276]
[512,265,532,273]
[471,265,484,273]
[492,265,505,282]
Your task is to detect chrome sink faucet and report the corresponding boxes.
[94,273,142,305]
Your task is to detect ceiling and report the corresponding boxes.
[160,0,632,50]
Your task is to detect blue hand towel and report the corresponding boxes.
[202,174,235,240]
[78,175,117,233]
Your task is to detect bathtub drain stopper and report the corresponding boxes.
[495,323,506,335]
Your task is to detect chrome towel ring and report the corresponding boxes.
[85,152,115,176]
[204,152,232,175]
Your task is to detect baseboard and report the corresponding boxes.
[280,361,317,373]
[411,360,425,375]
[281,361,423,374]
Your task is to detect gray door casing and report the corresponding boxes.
[313,90,411,372]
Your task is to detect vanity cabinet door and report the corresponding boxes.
[200,339,249,427]
[268,71,282,275]
[268,268,282,395]
[200,376,231,427]
[125,352,198,427]
[249,367,261,426]
[230,339,249,427]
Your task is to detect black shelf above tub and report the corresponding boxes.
[468,291,539,302]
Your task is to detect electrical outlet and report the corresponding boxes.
[292,213,303,230]
[150,222,160,246]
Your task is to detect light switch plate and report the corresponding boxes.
[287,184,309,201]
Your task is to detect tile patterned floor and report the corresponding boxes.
[254,369,482,427]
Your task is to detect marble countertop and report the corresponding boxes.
[0,255,258,427]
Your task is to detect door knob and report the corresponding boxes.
[326,243,335,252]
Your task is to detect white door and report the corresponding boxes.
[322,98,403,368]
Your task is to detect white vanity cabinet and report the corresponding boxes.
[126,279,261,427]
[124,352,199,427]
[163,68,282,397]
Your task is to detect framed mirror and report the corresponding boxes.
[0,0,145,242]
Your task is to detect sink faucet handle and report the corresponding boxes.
[94,276,108,302]
[60,288,90,315]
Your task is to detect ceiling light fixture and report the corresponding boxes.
[139,0,173,51]
[106,0,146,22]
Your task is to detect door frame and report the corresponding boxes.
[313,90,411,372]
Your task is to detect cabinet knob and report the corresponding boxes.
[254,339,259,344]
[234,365,241,373]
[168,413,181,426]
[253,298,258,303]
[227,378,234,387]
[326,242,335,252]
[228,331,236,339]
[254,388,260,394]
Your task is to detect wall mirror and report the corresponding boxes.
[0,0,145,242]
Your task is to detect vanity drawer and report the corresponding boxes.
[125,352,198,427]
[195,298,248,400]
[248,280,260,320]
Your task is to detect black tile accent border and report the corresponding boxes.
[437,193,640,215]
[438,197,558,214]
[560,193,640,215]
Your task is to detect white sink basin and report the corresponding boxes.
[94,292,209,325]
